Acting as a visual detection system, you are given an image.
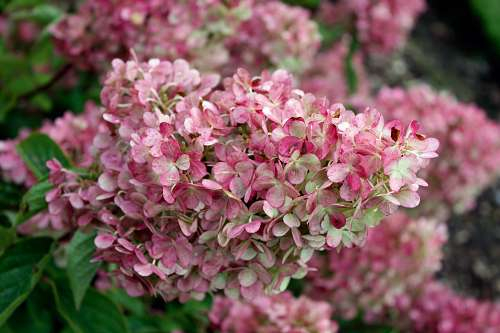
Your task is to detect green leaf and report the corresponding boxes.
[471,0,500,55]
[30,94,52,112]
[0,96,17,123]
[318,22,345,48]
[4,286,54,333]
[339,316,400,333]
[66,231,100,310]
[0,227,16,256]
[10,4,62,24]
[15,180,52,226]
[0,181,23,210]
[107,288,146,317]
[127,316,163,333]
[162,298,212,333]
[283,0,320,9]
[0,237,54,326]
[344,36,360,95]
[17,133,71,180]
[50,279,130,333]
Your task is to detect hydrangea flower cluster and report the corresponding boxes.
[318,0,426,54]
[301,37,370,107]
[225,1,320,75]
[375,85,500,216]
[405,282,500,333]
[83,58,437,300]
[0,57,438,301]
[306,212,447,322]
[209,291,338,333]
[50,0,319,75]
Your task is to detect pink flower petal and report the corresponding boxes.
[95,233,116,249]
[327,163,349,183]
[266,185,285,208]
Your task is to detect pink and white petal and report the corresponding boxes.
[327,163,349,183]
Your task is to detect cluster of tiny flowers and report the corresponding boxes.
[301,37,370,107]
[318,0,426,54]
[80,56,437,301]
[225,1,320,75]
[0,102,104,233]
[375,85,500,216]
[209,291,338,333]
[306,212,447,322]
[0,57,437,301]
[405,282,500,333]
[50,0,319,75]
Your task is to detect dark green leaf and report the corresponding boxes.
[0,97,17,123]
[318,23,345,49]
[67,231,100,310]
[0,237,54,326]
[283,0,320,9]
[161,298,212,333]
[344,36,360,95]
[15,180,52,226]
[4,286,54,333]
[338,315,400,333]
[0,181,23,210]
[471,0,500,55]
[50,279,130,333]
[10,4,62,24]
[107,288,146,317]
[0,227,16,256]
[17,133,71,180]
[127,316,164,333]
[30,94,52,112]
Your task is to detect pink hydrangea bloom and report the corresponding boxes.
[50,0,251,72]
[375,85,500,216]
[319,0,426,54]
[51,0,319,75]
[306,212,447,322]
[226,1,320,75]
[2,57,437,301]
[0,129,36,186]
[406,282,500,333]
[209,292,338,333]
[301,37,370,107]
[85,58,437,301]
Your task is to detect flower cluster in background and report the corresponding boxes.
[306,212,447,322]
[375,85,500,216]
[406,281,500,333]
[318,0,426,54]
[50,0,320,76]
[209,291,338,333]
